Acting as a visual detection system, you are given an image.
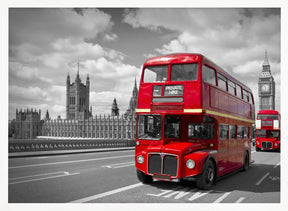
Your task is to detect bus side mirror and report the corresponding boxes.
[203,115,215,123]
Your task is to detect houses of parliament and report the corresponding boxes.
[13,66,138,139]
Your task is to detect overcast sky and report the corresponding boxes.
[8,8,280,120]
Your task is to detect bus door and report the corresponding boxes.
[218,124,230,176]
[228,125,241,170]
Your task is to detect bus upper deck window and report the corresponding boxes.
[143,66,168,83]
[171,64,198,81]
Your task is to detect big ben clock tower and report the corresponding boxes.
[258,51,275,110]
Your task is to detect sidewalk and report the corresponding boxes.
[9,147,135,158]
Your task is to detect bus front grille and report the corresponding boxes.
[148,154,161,174]
[148,153,178,177]
[163,155,178,176]
[262,141,272,149]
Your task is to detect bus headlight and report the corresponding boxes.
[136,141,140,146]
[186,159,195,169]
[256,141,259,145]
[137,155,144,164]
[275,143,278,147]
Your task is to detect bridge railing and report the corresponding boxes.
[9,138,135,153]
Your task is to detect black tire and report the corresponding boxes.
[196,159,215,190]
[242,153,249,171]
[136,169,153,184]
[256,147,260,151]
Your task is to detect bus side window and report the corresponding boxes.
[202,65,216,85]
[228,80,236,96]
[244,127,249,138]
[237,126,244,139]
[229,125,236,139]
[219,124,228,140]
[243,90,249,102]
[217,73,227,91]
[236,85,242,99]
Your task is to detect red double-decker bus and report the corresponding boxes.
[135,53,255,189]
[255,110,280,152]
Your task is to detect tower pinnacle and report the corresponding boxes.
[263,50,270,67]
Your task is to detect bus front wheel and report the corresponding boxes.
[196,159,215,190]
[136,169,153,184]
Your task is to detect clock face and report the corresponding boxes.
[261,84,270,92]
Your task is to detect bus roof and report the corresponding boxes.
[257,110,280,115]
[143,53,252,93]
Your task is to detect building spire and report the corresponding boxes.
[77,59,80,76]
[75,59,81,82]
[263,50,270,67]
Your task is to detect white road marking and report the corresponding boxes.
[147,188,180,197]
[9,154,134,169]
[255,172,270,186]
[188,190,212,201]
[9,172,80,185]
[102,161,134,169]
[213,192,231,203]
[163,187,191,199]
[69,183,143,203]
[274,161,280,168]
[235,197,245,203]
[9,171,68,180]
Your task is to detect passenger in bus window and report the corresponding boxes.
[152,121,161,138]
[165,123,175,138]
[197,127,208,138]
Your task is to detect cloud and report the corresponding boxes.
[9,8,114,47]
[9,85,48,102]
[90,91,132,115]
[103,33,118,42]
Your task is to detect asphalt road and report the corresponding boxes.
[9,148,280,203]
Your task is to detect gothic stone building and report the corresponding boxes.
[258,51,275,110]
[15,108,42,139]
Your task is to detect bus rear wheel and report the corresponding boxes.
[136,169,153,184]
[196,160,215,190]
[256,147,260,151]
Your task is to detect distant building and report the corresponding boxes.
[111,98,119,116]
[258,51,275,110]
[44,110,50,121]
[41,114,136,140]
[14,108,42,139]
[66,62,92,120]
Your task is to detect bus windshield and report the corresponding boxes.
[137,115,162,140]
[256,129,266,138]
[267,115,278,120]
[267,130,280,138]
[143,66,168,82]
[171,63,198,81]
[257,114,266,120]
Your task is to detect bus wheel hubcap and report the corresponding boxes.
[207,168,213,182]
